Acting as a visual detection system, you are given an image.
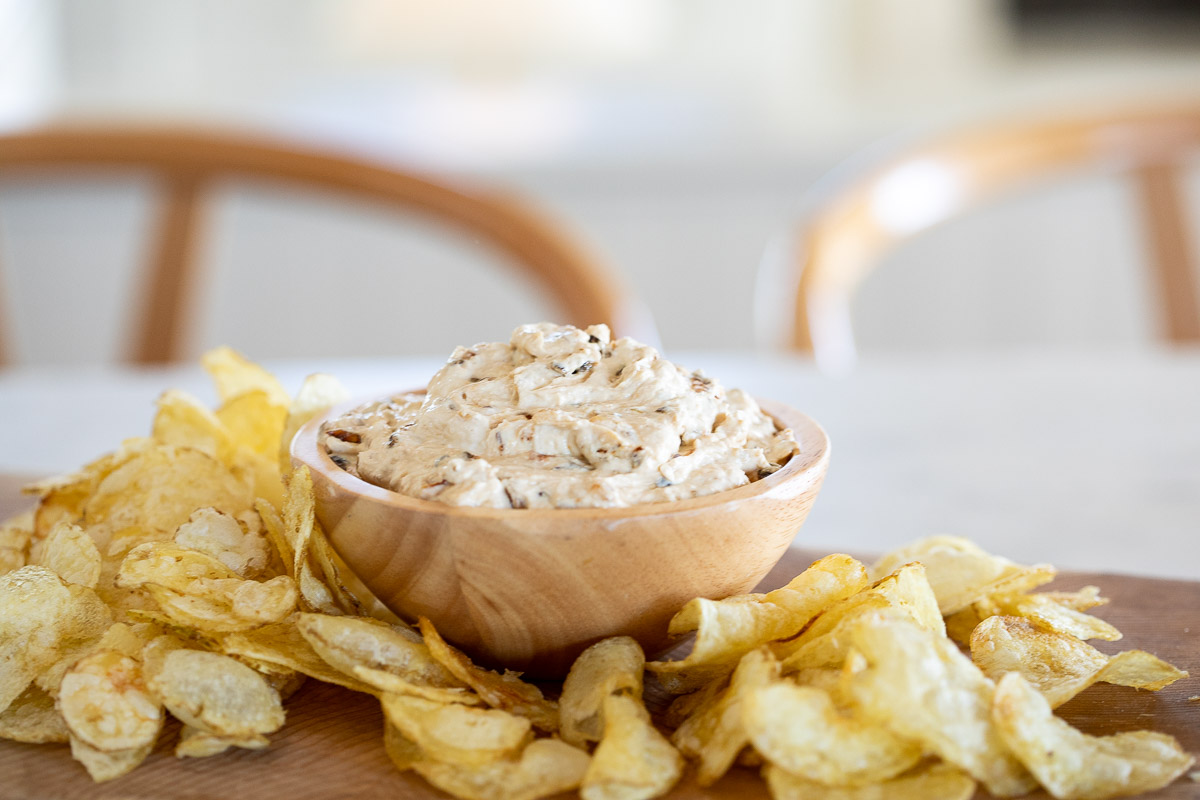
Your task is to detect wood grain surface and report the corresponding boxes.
[0,475,1196,799]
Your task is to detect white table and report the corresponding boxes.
[2,348,1197,580]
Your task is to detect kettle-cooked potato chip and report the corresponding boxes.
[581,692,682,800]
[149,649,285,738]
[412,737,590,800]
[279,373,349,477]
[985,592,1122,642]
[672,648,779,787]
[84,445,254,547]
[993,672,1194,800]
[59,650,162,752]
[648,554,868,694]
[174,507,273,579]
[970,616,1185,708]
[0,566,111,713]
[871,536,1055,616]
[419,617,559,733]
[175,724,271,758]
[33,522,101,588]
[383,693,533,767]
[297,612,459,688]
[560,636,644,747]
[69,734,154,782]
[384,720,423,772]
[0,511,32,577]
[845,613,1035,797]
[219,620,376,695]
[743,681,923,786]
[776,563,943,673]
[0,685,69,744]
[352,666,481,704]
[763,760,977,800]
[282,468,360,615]
[152,389,237,463]
[202,346,290,408]
[216,390,287,461]
[27,446,140,540]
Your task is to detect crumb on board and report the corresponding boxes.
[1188,695,1200,702]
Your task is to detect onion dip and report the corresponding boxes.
[321,323,798,509]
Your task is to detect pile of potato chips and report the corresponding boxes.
[0,350,1194,800]
[643,535,1194,799]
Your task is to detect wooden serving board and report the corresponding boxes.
[0,476,1196,800]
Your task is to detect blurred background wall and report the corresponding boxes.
[1,0,1199,362]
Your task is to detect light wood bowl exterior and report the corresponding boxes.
[291,398,829,677]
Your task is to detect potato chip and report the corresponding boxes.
[282,468,350,615]
[672,648,779,787]
[0,685,69,743]
[871,536,1056,615]
[384,720,423,772]
[149,649,285,738]
[950,585,1115,644]
[762,760,977,800]
[216,390,287,459]
[219,620,376,695]
[561,636,645,747]
[255,499,295,573]
[662,672,728,730]
[280,373,349,477]
[648,554,868,693]
[0,510,32,576]
[176,724,270,758]
[419,617,560,733]
[970,616,1186,708]
[151,389,237,463]
[1037,585,1108,612]
[202,346,290,407]
[845,613,1035,797]
[34,522,101,588]
[412,737,590,800]
[0,566,111,713]
[383,693,533,767]
[27,445,140,540]
[95,622,162,659]
[84,445,253,547]
[993,672,1194,799]
[1095,649,1188,691]
[581,692,682,800]
[120,541,296,631]
[743,682,922,786]
[352,666,480,703]
[776,562,943,673]
[174,507,273,579]
[139,634,193,683]
[297,612,459,687]
[118,541,240,588]
[69,735,154,782]
[59,650,162,752]
[989,592,1122,642]
[143,578,296,633]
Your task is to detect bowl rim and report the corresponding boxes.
[291,392,830,520]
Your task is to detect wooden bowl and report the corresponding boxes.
[291,398,830,678]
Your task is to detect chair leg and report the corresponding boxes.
[130,174,204,364]
[1135,163,1200,342]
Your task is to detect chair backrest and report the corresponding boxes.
[769,102,1200,372]
[0,127,654,365]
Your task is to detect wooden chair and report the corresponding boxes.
[767,102,1200,372]
[0,127,653,365]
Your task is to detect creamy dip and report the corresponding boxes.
[322,323,798,509]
